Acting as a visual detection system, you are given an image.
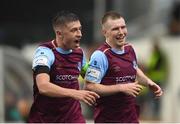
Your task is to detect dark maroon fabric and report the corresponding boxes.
[94,42,139,123]
[28,40,85,123]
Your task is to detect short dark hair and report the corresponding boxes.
[102,11,122,25]
[52,10,80,29]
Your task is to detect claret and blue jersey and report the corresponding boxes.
[28,40,86,123]
[85,42,139,123]
[85,42,138,84]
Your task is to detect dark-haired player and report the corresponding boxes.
[28,11,99,123]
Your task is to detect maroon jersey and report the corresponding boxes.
[94,43,139,123]
[28,40,85,123]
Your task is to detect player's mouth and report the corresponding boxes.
[73,39,80,48]
[116,35,125,41]
[74,39,80,44]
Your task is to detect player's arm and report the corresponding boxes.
[85,80,142,97]
[33,47,99,106]
[36,72,78,97]
[136,67,163,98]
[84,50,142,97]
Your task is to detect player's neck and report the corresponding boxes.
[106,40,124,51]
[55,38,69,50]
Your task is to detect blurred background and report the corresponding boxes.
[0,0,180,123]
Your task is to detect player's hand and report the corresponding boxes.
[72,90,100,106]
[148,82,163,98]
[119,81,143,97]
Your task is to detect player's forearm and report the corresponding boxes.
[136,68,152,87]
[85,80,121,96]
[38,81,76,98]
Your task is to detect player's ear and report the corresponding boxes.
[102,29,107,37]
[56,30,62,37]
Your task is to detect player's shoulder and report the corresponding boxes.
[35,45,52,52]
[90,50,107,61]
[124,42,137,56]
[96,43,111,55]
[38,40,56,50]
[34,45,54,58]
[92,49,105,55]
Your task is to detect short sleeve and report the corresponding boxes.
[32,46,55,69]
[85,50,108,83]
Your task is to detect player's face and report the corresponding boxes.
[103,18,127,50]
[59,21,82,50]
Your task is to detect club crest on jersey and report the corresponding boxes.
[133,60,138,69]
[113,66,121,72]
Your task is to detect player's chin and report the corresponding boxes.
[117,41,125,46]
[72,44,80,49]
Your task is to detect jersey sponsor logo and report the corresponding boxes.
[86,68,100,79]
[33,56,48,66]
[55,74,79,81]
[116,75,136,83]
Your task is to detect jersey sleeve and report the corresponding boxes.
[32,46,55,70]
[85,50,108,83]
